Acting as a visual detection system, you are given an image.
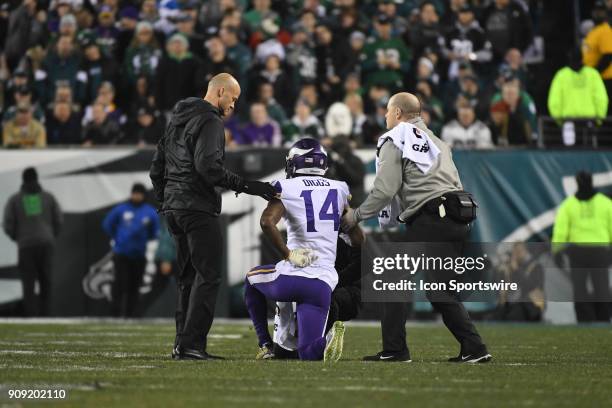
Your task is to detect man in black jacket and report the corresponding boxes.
[150,73,276,360]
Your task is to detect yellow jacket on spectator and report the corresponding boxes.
[552,193,612,244]
[583,22,612,80]
[2,119,47,148]
[547,66,608,120]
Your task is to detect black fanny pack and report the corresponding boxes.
[441,191,478,223]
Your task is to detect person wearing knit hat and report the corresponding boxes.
[102,183,160,318]
[3,168,63,316]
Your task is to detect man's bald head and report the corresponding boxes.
[207,73,240,94]
[389,92,421,117]
[204,73,241,117]
[385,92,422,129]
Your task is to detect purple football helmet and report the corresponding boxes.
[285,138,328,178]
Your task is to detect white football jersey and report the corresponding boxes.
[272,176,350,289]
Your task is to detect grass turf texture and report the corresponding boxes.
[0,321,611,407]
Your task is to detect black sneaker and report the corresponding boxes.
[171,345,180,360]
[448,349,492,363]
[203,351,225,360]
[363,350,412,362]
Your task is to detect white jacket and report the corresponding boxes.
[441,119,493,149]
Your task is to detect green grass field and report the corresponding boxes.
[1,320,611,407]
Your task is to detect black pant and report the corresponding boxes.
[166,211,223,351]
[18,244,53,317]
[112,254,146,317]
[381,212,486,355]
[567,246,611,323]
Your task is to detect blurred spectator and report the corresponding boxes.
[441,103,493,149]
[140,0,160,24]
[45,100,82,145]
[454,73,489,121]
[48,82,81,115]
[344,93,367,145]
[362,13,410,91]
[582,2,612,106]
[415,80,445,132]
[2,85,45,124]
[250,54,292,109]
[324,102,353,139]
[53,14,78,43]
[282,98,324,144]
[362,95,389,145]
[253,22,286,64]
[154,34,203,112]
[376,0,408,35]
[36,35,82,106]
[220,26,253,87]
[102,183,159,318]
[315,23,351,104]
[139,215,176,314]
[4,68,31,109]
[501,48,528,87]
[548,50,608,130]
[552,171,612,323]
[285,25,317,90]
[2,102,47,148]
[244,0,279,36]
[235,102,281,146]
[490,81,534,146]
[174,12,205,59]
[346,31,366,77]
[257,81,287,124]
[202,36,238,83]
[406,1,442,63]
[95,6,120,58]
[441,5,493,79]
[82,81,125,126]
[128,75,157,118]
[441,0,468,28]
[482,0,533,61]
[298,83,324,118]
[494,243,545,322]
[82,102,122,145]
[415,56,440,88]
[78,37,120,106]
[323,135,366,206]
[3,167,63,316]
[4,0,44,71]
[123,21,162,87]
[123,105,164,146]
[490,75,538,133]
[344,72,364,98]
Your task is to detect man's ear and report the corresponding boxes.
[218,87,225,98]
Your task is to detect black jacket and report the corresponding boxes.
[150,97,245,215]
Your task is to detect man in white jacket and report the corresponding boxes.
[441,104,493,149]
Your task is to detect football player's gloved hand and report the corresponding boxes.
[287,248,317,268]
[242,180,278,201]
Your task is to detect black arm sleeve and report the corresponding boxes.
[193,118,245,192]
[149,135,166,205]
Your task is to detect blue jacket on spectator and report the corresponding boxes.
[102,201,159,258]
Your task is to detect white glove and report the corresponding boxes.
[287,248,317,268]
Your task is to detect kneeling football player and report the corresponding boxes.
[244,138,354,362]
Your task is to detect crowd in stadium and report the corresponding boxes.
[0,0,610,149]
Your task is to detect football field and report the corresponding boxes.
[0,320,611,407]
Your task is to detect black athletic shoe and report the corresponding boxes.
[448,349,492,363]
[171,345,180,360]
[363,350,412,362]
[203,352,225,360]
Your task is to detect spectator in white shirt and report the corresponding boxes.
[441,103,493,149]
